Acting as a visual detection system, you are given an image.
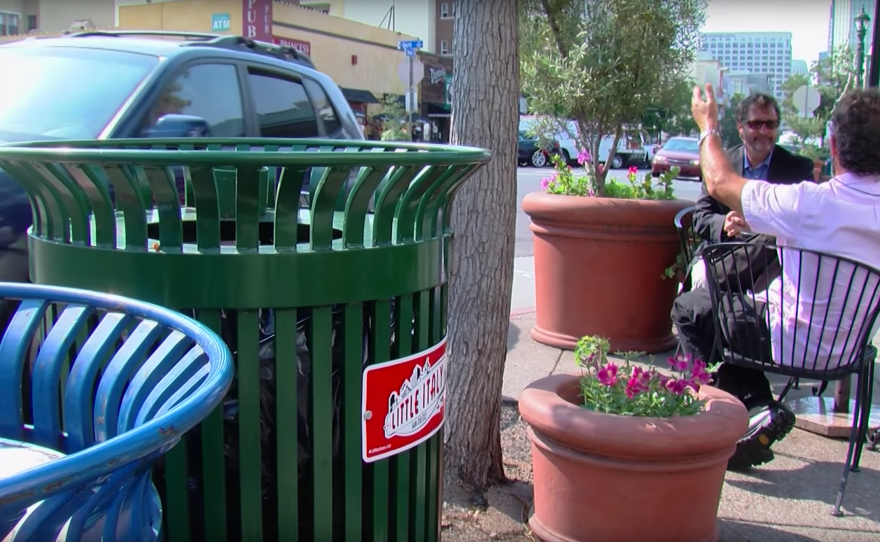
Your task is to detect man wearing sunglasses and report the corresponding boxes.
[684,85,880,471]
[673,92,814,470]
[692,93,814,247]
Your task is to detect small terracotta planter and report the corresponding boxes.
[522,193,691,352]
[520,373,748,542]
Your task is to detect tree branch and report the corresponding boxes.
[539,0,569,58]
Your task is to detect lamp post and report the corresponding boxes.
[855,6,871,87]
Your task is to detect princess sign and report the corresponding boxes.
[361,338,447,463]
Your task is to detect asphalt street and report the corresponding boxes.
[514,166,703,257]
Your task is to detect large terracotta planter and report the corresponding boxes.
[522,193,691,352]
[520,374,748,542]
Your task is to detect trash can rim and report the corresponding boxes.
[0,138,492,167]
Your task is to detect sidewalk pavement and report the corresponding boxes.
[503,310,880,541]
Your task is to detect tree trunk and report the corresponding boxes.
[445,0,519,495]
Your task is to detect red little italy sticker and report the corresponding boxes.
[362,338,447,463]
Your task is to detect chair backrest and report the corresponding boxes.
[0,283,233,540]
[701,242,880,379]
[674,206,699,264]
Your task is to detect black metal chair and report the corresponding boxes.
[701,241,880,516]
[673,206,703,295]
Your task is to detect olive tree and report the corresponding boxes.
[520,0,705,195]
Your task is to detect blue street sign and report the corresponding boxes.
[397,39,424,50]
[405,48,416,57]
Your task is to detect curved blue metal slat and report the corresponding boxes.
[0,299,49,440]
[0,282,233,542]
[92,320,164,442]
[116,331,192,433]
[63,312,133,451]
[31,304,93,450]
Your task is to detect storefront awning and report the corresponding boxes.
[424,102,451,117]
[341,88,380,104]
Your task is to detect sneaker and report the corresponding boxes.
[727,402,796,471]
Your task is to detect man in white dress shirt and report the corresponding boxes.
[689,85,880,469]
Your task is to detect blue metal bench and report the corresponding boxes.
[0,283,233,542]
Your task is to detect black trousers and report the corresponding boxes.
[671,286,774,405]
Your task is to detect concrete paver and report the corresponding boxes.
[503,311,880,541]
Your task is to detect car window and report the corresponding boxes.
[247,69,319,138]
[0,47,158,142]
[302,78,340,135]
[143,63,245,137]
[663,138,699,152]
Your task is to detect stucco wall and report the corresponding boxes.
[116,0,415,98]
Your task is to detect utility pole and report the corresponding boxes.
[397,39,424,142]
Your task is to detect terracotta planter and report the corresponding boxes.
[522,193,691,352]
[520,374,748,542]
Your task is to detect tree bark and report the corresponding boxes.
[445,0,519,494]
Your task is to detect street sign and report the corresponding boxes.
[397,39,424,50]
[397,58,424,85]
[361,338,447,463]
[405,48,415,57]
[792,85,821,118]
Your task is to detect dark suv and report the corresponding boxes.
[0,31,364,290]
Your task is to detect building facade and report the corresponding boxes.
[298,0,455,56]
[791,59,809,76]
[700,31,793,100]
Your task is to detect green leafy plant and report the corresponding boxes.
[520,0,705,196]
[575,336,719,417]
[379,95,408,141]
[541,152,679,200]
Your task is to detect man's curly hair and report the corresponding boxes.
[831,89,880,176]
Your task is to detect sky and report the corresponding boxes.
[703,0,832,64]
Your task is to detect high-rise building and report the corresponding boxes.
[792,59,809,76]
[829,0,875,53]
[699,32,793,100]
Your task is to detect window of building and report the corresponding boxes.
[440,40,450,55]
[440,3,449,18]
[26,15,36,32]
[0,12,20,36]
[143,63,245,137]
[247,70,319,138]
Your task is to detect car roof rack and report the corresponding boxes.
[185,35,315,68]
[63,30,315,68]
[64,30,219,41]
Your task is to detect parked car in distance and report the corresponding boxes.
[518,116,646,169]
[0,30,364,289]
[518,131,559,168]
[652,136,701,180]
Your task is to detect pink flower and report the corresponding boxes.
[596,363,619,387]
[577,149,591,165]
[665,378,688,395]
[541,172,557,190]
[624,366,652,398]
[668,353,691,372]
[628,166,638,175]
[690,360,712,386]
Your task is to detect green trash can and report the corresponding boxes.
[0,138,490,542]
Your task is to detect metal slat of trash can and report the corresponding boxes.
[0,138,490,542]
[0,282,233,542]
